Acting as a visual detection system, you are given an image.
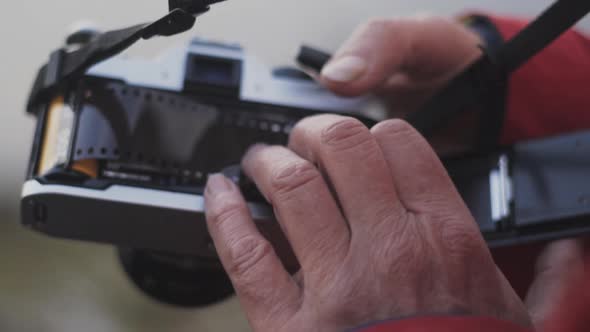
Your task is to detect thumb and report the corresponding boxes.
[320,15,482,97]
[525,239,586,329]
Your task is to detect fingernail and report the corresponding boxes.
[321,56,368,82]
[206,174,233,196]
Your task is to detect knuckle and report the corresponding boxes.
[269,160,321,199]
[372,119,419,142]
[321,117,373,151]
[227,236,273,279]
[373,119,455,203]
[356,17,411,50]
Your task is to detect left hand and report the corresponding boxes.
[204,115,531,332]
[319,15,485,155]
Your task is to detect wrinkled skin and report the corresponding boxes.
[204,114,531,331]
[203,15,584,332]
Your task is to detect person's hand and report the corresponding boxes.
[320,15,485,154]
[320,15,482,112]
[204,115,531,331]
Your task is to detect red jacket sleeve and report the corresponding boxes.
[487,16,590,145]
[476,16,590,300]
[356,316,531,332]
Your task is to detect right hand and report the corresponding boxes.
[319,16,589,330]
[204,115,532,332]
[319,15,485,154]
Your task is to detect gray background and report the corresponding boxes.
[0,1,587,331]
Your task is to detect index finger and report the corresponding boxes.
[204,174,300,328]
[320,16,482,96]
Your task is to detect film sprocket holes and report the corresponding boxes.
[20,1,590,306]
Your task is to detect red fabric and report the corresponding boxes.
[486,15,590,297]
[543,257,590,332]
[358,317,531,332]
[488,16,590,145]
[492,242,546,298]
[486,18,590,332]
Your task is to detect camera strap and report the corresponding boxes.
[26,4,220,114]
[407,0,590,143]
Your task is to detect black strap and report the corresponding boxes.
[463,16,508,149]
[407,0,590,140]
[500,0,590,73]
[27,6,216,113]
[296,46,332,72]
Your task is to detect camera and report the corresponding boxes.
[21,11,373,305]
[20,1,590,307]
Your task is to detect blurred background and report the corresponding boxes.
[0,1,588,331]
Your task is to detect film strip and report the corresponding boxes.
[64,82,298,182]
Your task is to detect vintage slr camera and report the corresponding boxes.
[21,0,590,307]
